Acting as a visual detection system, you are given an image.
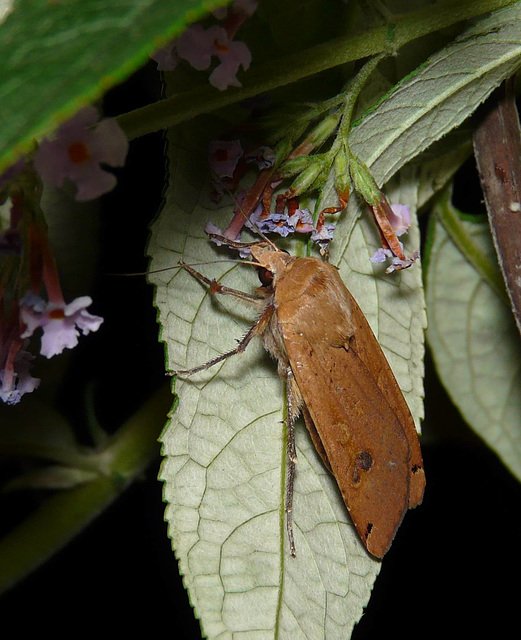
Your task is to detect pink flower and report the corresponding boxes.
[209,36,251,90]
[176,24,224,70]
[208,140,243,178]
[388,203,411,236]
[233,0,259,17]
[20,293,103,359]
[34,106,128,201]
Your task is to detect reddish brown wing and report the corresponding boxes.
[274,257,424,557]
[340,279,426,509]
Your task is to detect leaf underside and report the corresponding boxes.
[426,212,521,483]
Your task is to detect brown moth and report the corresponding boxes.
[177,242,425,558]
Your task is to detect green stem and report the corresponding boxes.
[0,383,173,595]
[117,0,515,140]
[333,53,387,155]
[434,188,509,304]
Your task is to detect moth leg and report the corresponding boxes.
[175,302,274,376]
[285,368,300,558]
[180,261,261,305]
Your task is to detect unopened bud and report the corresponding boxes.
[308,113,341,148]
[349,154,381,206]
[334,148,350,194]
[285,161,323,197]
[278,155,311,178]
[274,139,293,165]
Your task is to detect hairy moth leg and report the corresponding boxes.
[285,368,300,558]
[174,262,273,376]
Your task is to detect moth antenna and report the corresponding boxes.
[206,234,267,251]
[111,259,255,277]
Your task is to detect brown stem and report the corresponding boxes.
[473,78,521,336]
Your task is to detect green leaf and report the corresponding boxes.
[0,0,229,174]
[349,2,521,186]
[425,204,521,482]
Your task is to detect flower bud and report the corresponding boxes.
[286,161,323,197]
[349,154,381,206]
[278,155,311,178]
[334,148,350,194]
[308,113,341,148]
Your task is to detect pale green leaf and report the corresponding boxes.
[151,123,390,640]
[150,130,423,640]
[426,207,521,482]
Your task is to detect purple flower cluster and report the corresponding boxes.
[206,203,336,256]
[151,0,257,91]
[0,205,104,404]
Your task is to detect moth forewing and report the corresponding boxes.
[251,245,425,558]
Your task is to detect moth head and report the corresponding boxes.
[251,243,292,283]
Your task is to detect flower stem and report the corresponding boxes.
[0,383,172,595]
[434,188,509,303]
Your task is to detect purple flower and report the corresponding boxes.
[385,250,420,274]
[246,206,319,239]
[204,221,237,246]
[208,140,243,179]
[0,345,40,405]
[388,203,411,236]
[34,106,128,201]
[370,246,420,272]
[370,248,393,264]
[20,293,103,359]
[209,37,251,90]
[177,24,224,70]
[311,223,336,253]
